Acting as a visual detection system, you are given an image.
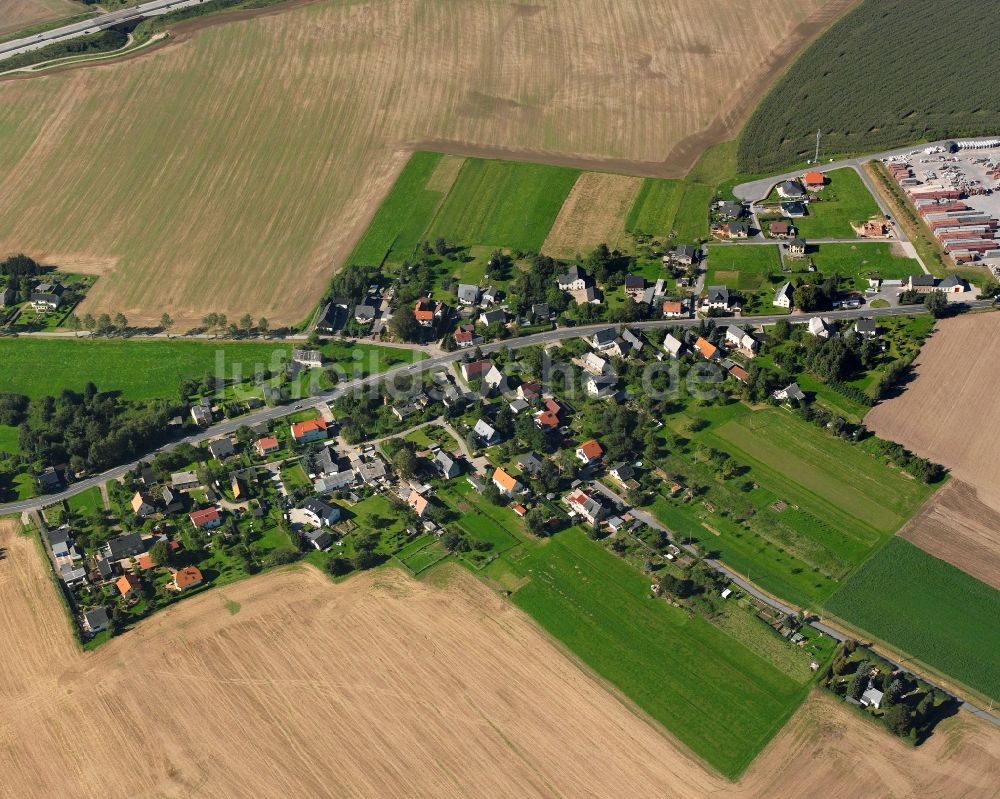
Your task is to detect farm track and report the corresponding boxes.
[0,0,840,327]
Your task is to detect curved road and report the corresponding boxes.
[0,0,207,61]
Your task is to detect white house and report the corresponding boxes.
[580,352,608,375]
[773,282,794,309]
[725,326,758,355]
[663,333,685,359]
[300,498,341,528]
[807,316,835,339]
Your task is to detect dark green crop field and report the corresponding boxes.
[738,0,999,173]
[826,538,1000,703]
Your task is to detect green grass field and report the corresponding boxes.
[655,404,935,606]
[625,178,684,236]
[826,538,1000,703]
[347,151,446,265]
[809,242,919,288]
[705,245,781,291]
[426,158,578,251]
[66,485,104,515]
[791,169,880,239]
[490,526,806,778]
[0,338,418,401]
[0,424,20,455]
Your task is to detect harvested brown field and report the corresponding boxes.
[542,172,642,258]
[0,0,84,38]
[3,518,1000,798]
[896,479,1000,591]
[0,0,850,327]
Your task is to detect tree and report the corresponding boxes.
[325,556,353,576]
[239,313,254,333]
[848,659,870,700]
[160,313,173,336]
[392,446,418,478]
[148,539,172,567]
[82,313,96,334]
[202,312,219,334]
[354,550,384,570]
[525,508,545,535]
[924,290,948,318]
[388,307,421,342]
[66,312,81,336]
[883,703,912,737]
[113,312,128,334]
[95,313,112,335]
[258,317,269,336]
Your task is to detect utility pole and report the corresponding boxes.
[814,129,822,164]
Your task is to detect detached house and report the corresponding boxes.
[479,308,506,327]
[563,488,606,525]
[189,507,222,530]
[255,436,280,457]
[590,328,618,351]
[663,333,685,359]
[473,419,498,445]
[290,417,328,444]
[662,299,689,318]
[575,439,604,465]
[460,359,493,382]
[492,468,522,497]
[414,298,443,327]
[774,383,806,404]
[131,492,156,519]
[300,498,341,527]
[724,326,758,355]
[693,336,719,361]
[173,566,204,591]
[556,265,589,292]
[703,285,731,310]
[29,282,63,311]
[773,282,794,309]
[434,451,461,480]
[624,275,645,299]
[457,284,481,305]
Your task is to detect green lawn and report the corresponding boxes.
[0,338,418,401]
[347,151,446,265]
[66,485,104,515]
[826,538,1000,704]
[490,527,806,778]
[425,158,579,251]
[808,242,919,289]
[787,168,880,239]
[0,424,20,455]
[673,183,714,241]
[705,245,782,291]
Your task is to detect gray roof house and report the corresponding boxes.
[82,607,110,634]
[473,419,498,445]
[208,437,236,460]
[773,281,794,308]
[457,284,481,305]
[517,452,544,475]
[704,285,730,308]
[777,180,806,198]
[590,327,618,350]
[105,532,145,560]
[774,382,806,404]
[478,308,506,327]
[300,498,341,528]
[305,528,335,551]
[434,451,461,480]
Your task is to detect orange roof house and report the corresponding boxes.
[694,337,718,361]
[173,565,203,591]
[116,573,140,597]
[290,417,327,442]
[729,365,749,383]
[255,436,280,456]
[492,468,522,496]
[803,171,825,189]
[533,410,559,430]
[136,553,155,571]
[407,490,429,517]
[512,504,527,517]
[575,439,604,464]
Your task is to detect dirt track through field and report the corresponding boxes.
[866,314,1000,584]
[0,0,847,327]
[2,519,1000,797]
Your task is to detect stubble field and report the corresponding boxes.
[541,172,642,258]
[0,0,845,326]
[866,314,1000,572]
[0,0,85,38]
[2,518,1000,797]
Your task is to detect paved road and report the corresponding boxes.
[10,301,995,517]
[0,0,206,61]
[588,480,1000,729]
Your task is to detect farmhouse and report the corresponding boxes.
[189,507,222,530]
[292,350,324,369]
[29,282,64,311]
[104,532,145,560]
[580,352,608,375]
[290,417,327,443]
[861,687,884,710]
[492,468,522,497]
[171,471,199,490]
[726,219,751,239]
[585,373,618,399]
[173,566,204,591]
[575,439,604,465]
[773,282,794,309]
